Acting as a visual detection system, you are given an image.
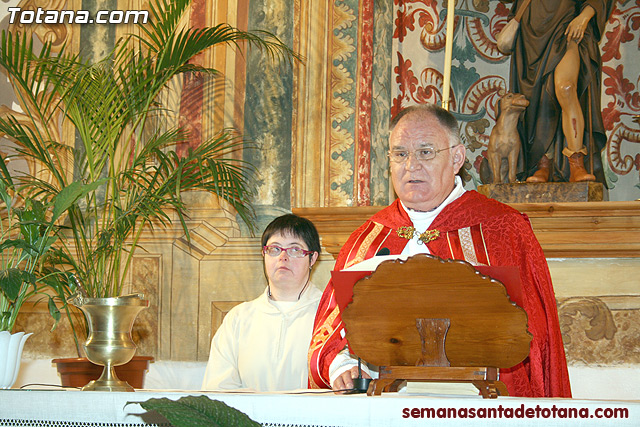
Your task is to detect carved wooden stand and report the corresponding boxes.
[341,255,531,398]
[368,319,507,398]
[370,367,507,398]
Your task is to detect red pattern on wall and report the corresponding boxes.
[356,0,374,206]
[601,2,640,180]
[392,1,451,118]
[177,0,207,158]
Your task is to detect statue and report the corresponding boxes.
[498,0,615,184]
[487,92,529,184]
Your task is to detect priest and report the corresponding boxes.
[308,104,572,397]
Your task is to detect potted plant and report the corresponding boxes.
[0,0,297,388]
[0,164,93,388]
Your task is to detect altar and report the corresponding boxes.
[0,389,638,427]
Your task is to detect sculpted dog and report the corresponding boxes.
[487,92,530,184]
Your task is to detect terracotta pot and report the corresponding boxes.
[52,356,153,389]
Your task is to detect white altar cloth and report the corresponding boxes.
[0,389,638,427]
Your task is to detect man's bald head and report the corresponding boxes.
[390,104,461,148]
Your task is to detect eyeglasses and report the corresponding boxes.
[263,245,314,258]
[387,145,458,163]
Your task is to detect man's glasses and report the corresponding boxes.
[263,245,314,258]
[387,145,458,163]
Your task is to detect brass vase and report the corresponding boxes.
[71,293,149,391]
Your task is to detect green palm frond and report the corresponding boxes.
[0,31,66,126]
[142,0,192,51]
[0,0,297,305]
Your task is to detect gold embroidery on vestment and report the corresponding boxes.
[396,226,440,245]
[459,226,478,265]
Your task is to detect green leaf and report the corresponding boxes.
[0,179,12,209]
[134,396,261,427]
[0,239,39,253]
[52,178,109,221]
[47,296,61,330]
[0,268,24,301]
[17,208,40,245]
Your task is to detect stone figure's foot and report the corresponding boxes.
[567,152,595,182]
[525,155,550,183]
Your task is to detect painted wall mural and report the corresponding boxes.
[2,1,637,214]
[243,0,295,217]
[601,1,640,198]
[328,0,358,207]
[391,0,640,202]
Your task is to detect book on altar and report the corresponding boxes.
[331,254,523,312]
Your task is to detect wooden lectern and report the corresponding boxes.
[340,254,531,398]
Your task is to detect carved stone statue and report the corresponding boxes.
[499,0,614,184]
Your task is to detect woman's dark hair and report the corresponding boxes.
[261,214,321,254]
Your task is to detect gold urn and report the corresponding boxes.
[72,293,149,391]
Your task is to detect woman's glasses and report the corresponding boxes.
[263,245,314,258]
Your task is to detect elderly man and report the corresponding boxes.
[308,104,571,397]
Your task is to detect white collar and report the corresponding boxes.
[400,176,465,222]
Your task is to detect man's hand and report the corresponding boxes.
[565,5,595,43]
[331,366,372,393]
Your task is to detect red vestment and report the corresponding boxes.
[308,191,571,397]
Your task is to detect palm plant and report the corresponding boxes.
[0,0,297,347]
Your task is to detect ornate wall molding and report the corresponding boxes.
[558,295,640,365]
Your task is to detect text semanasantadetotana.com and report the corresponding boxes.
[7,7,149,25]
[402,404,629,419]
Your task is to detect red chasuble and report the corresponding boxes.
[308,191,571,397]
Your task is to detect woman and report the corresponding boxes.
[202,214,322,391]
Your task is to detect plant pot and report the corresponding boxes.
[0,331,33,389]
[52,356,153,389]
[71,293,149,391]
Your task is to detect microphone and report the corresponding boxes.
[351,357,371,393]
[376,247,390,256]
